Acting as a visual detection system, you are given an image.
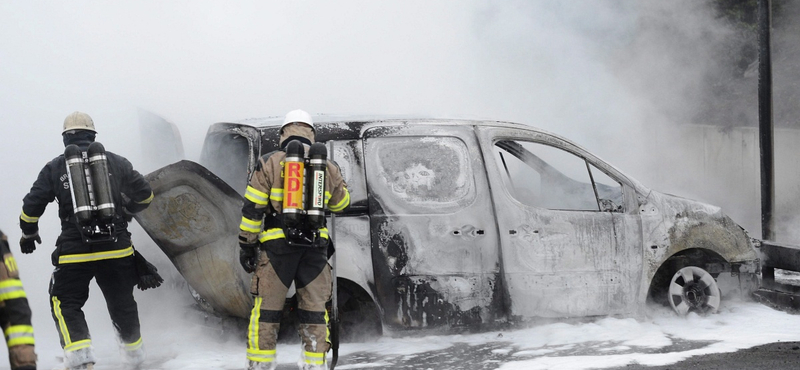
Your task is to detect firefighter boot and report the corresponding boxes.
[299,351,328,370]
[299,361,328,370]
[63,346,96,370]
[8,344,37,370]
[246,359,277,370]
[121,344,146,370]
[68,364,94,370]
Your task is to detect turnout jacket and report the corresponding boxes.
[20,139,153,264]
[239,124,350,246]
[0,229,35,349]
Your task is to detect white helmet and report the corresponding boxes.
[62,111,96,133]
[281,109,314,132]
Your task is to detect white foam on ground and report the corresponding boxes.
[40,292,793,370]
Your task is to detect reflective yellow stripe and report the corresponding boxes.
[5,325,35,347]
[247,348,276,363]
[240,217,262,233]
[19,211,38,223]
[64,339,91,352]
[4,256,17,274]
[269,188,284,202]
[245,186,270,205]
[325,309,330,344]
[248,297,262,350]
[58,246,134,264]
[124,337,142,351]
[258,229,285,243]
[258,228,329,242]
[136,192,154,204]
[0,280,26,301]
[303,350,325,365]
[328,189,350,212]
[52,297,71,344]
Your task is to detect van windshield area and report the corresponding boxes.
[494,140,623,212]
[200,133,252,193]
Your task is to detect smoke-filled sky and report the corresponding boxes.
[1,1,799,368]
[4,1,797,233]
[1,1,764,162]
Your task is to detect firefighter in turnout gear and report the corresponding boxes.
[19,112,156,370]
[240,109,350,370]
[0,229,36,370]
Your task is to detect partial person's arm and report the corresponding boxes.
[119,156,153,214]
[19,164,55,253]
[238,156,273,272]
[239,157,273,243]
[325,159,350,213]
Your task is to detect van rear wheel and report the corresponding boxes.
[668,266,721,315]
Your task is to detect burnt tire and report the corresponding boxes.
[668,266,721,315]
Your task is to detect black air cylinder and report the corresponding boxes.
[306,143,328,229]
[88,142,115,221]
[65,144,93,225]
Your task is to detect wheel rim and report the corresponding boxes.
[668,266,721,315]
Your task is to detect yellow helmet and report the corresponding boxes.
[62,111,96,133]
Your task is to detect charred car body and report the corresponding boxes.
[135,117,760,338]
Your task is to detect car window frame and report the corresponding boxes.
[485,130,634,214]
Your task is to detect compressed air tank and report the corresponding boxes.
[65,144,93,225]
[88,142,116,221]
[282,140,305,228]
[306,143,327,229]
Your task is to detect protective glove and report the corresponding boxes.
[121,206,134,222]
[134,251,164,291]
[239,242,258,273]
[19,233,41,254]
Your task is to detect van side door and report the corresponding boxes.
[477,126,643,318]
[363,123,503,329]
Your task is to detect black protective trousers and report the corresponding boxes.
[49,255,140,349]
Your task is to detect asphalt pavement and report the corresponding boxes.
[601,341,800,370]
[271,340,800,370]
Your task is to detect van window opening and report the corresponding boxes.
[494,140,622,212]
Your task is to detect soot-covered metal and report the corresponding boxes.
[133,116,762,338]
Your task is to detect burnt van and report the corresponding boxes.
[135,116,760,338]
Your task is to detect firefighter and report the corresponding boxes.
[19,112,155,370]
[0,229,36,370]
[239,109,350,370]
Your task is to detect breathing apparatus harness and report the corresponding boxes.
[281,140,329,247]
[64,141,118,244]
[63,140,163,289]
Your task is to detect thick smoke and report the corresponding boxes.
[1,1,799,368]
